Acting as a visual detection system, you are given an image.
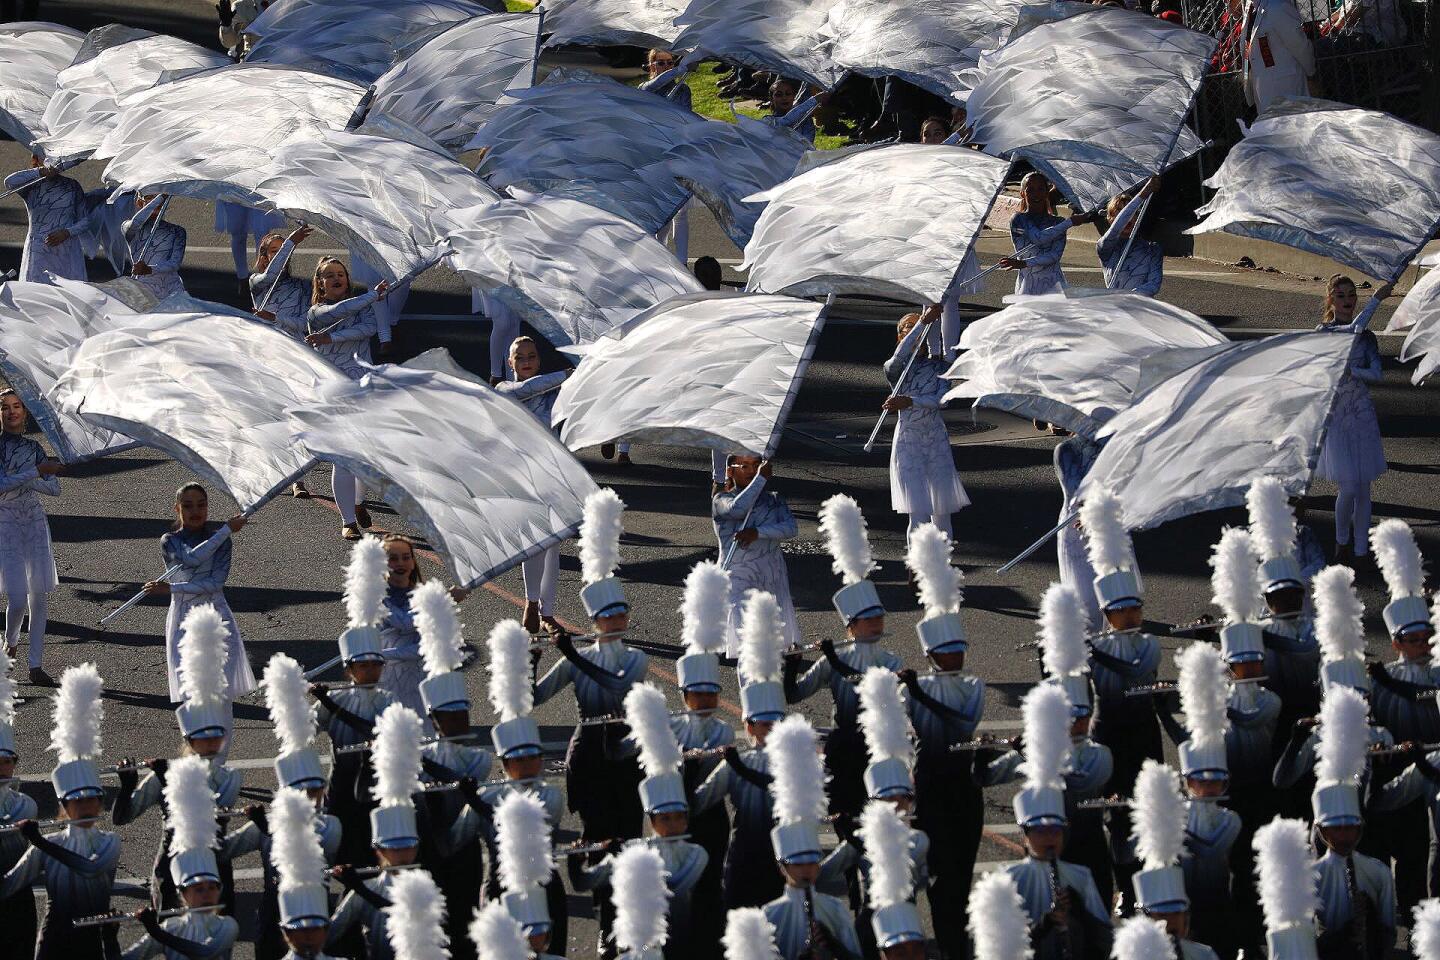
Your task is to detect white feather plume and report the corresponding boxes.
[372,703,424,808]
[611,845,670,953]
[177,604,231,704]
[1131,760,1186,870]
[858,667,914,767]
[680,561,732,656]
[1252,817,1319,931]
[1176,643,1229,752]
[818,494,876,586]
[384,868,449,960]
[471,901,530,960]
[738,590,785,684]
[1313,565,1366,663]
[625,683,683,777]
[858,801,914,910]
[1019,683,1072,791]
[345,535,388,628]
[767,714,827,825]
[1411,899,1440,960]
[1373,518,1427,600]
[1315,686,1369,784]
[495,791,552,892]
[264,654,315,755]
[906,522,963,617]
[1080,487,1131,576]
[1246,477,1297,562]
[1112,916,1176,960]
[271,786,326,893]
[50,663,104,762]
[580,488,626,584]
[1210,527,1262,624]
[486,619,533,722]
[413,579,465,678]
[1039,583,1090,678]
[968,872,1033,960]
[163,754,218,854]
[723,908,781,960]
[0,644,16,727]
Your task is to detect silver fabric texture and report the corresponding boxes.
[0,22,84,152]
[543,0,688,49]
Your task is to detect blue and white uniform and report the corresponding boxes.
[1316,326,1386,555]
[248,238,311,340]
[762,886,863,960]
[1,431,59,669]
[377,585,426,720]
[1008,211,1074,295]
[4,167,90,283]
[1054,436,1104,632]
[692,745,778,909]
[0,825,122,959]
[160,523,258,701]
[120,909,240,960]
[497,370,569,618]
[713,474,799,655]
[884,322,968,533]
[999,857,1113,960]
[1097,192,1163,296]
[124,196,187,300]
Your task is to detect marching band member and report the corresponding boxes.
[271,787,336,960]
[1097,178,1163,297]
[113,606,243,911]
[762,715,863,960]
[787,495,901,821]
[1310,686,1395,958]
[216,200,284,300]
[0,664,121,959]
[536,489,648,847]
[1000,683,1114,959]
[0,646,36,944]
[121,755,240,959]
[692,591,788,909]
[855,801,926,960]
[1129,761,1218,960]
[967,872,1032,960]
[1252,817,1321,960]
[714,456,800,654]
[123,194,187,300]
[374,534,431,718]
[249,225,314,343]
[1242,0,1316,111]
[610,845,672,960]
[494,792,562,959]
[4,156,90,283]
[999,172,1092,295]
[1,389,61,683]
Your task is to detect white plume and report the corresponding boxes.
[1315,686,1369,784]
[1176,643,1229,752]
[611,845,670,953]
[1019,683,1072,791]
[1111,916,1176,960]
[163,754,218,854]
[264,654,315,755]
[1080,487,1131,576]
[1373,518,1426,599]
[1038,583,1090,678]
[1131,760,1185,870]
[177,604,231,704]
[858,667,914,767]
[384,868,449,960]
[413,579,465,678]
[580,488,626,584]
[495,791,552,892]
[1313,565,1366,663]
[1246,477,1297,562]
[1252,817,1319,931]
[345,535,388,628]
[858,800,914,910]
[471,901,530,960]
[968,871,1033,960]
[723,908,781,960]
[0,644,15,727]
[1411,899,1440,960]
[738,590,785,683]
[271,786,326,892]
[486,619,533,722]
[906,522,963,617]
[625,683,683,777]
[818,494,876,586]
[372,703,424,808]
[50,663,104,762]
[1210,527,1262,624]
[680,561,732,656]
[767,714,827,825]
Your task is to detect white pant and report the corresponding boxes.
[475,289,522,380]
[332,465,364,525]
[522,545,560,615]
[4,591,46,669]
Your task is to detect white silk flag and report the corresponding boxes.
[543,0,688,49]
[1078,332,1357,530]
[0,279,141,462]
[53,311,348,511]
[1190,99,1440,283]
[554,292,827,455]
[963,5,1214,212]
[1396,268,1440,383]
[0,22,84,151]
[743,144,1009,303]
[37,32,230,160]
[941,292,1228,439]
[673,0,844,89]
[362,13,540,152]
[289,365,598,588]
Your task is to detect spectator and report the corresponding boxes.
[1243,0,1317,111]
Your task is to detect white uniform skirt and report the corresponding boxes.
[890,411,969,516]
[0,501,58,598]
[1317,379,1388,487]
[164,590,258,702]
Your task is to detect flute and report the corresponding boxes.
[72,905,227,929]
[948,736,1018,753]
[557,834,695,857]
[419,770,567,794]
[1076,795,1229,810]
[530,628,633,648]
[1124,677,1269,697]
[1367,742,1440,758]
[0,815,103,834]
[1015,627,1147,651]
[351,862,424,879]
[787,639,874,655]
[99,760,160,775]
[334,732,480,755]
[576,709,700,728]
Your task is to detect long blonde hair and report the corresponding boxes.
[1322,274,1356,327]
[1018,172,1055,215]
[311,257,350,306]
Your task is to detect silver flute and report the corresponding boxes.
[1124,676,1269,697]
[0,815,104,834]
[557,834,693,857]
[73,905,227,928]
[949,736,1018,753]
[335,732,480,755]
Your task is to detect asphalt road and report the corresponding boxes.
[2,2,1439,958]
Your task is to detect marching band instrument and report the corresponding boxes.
[0,815,103,834]
[72,905,226,928]
[949,735,1018,753]
[334,732,480,755]
[352,862,425,879]
[1124,676,1268,697]
[1051,858,1073,960]
[1077,795,1228,810]
[556,834,693,858]
[1367,742,1440,758]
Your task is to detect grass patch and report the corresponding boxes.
[683,62,853,150]
[505,1,535,9]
